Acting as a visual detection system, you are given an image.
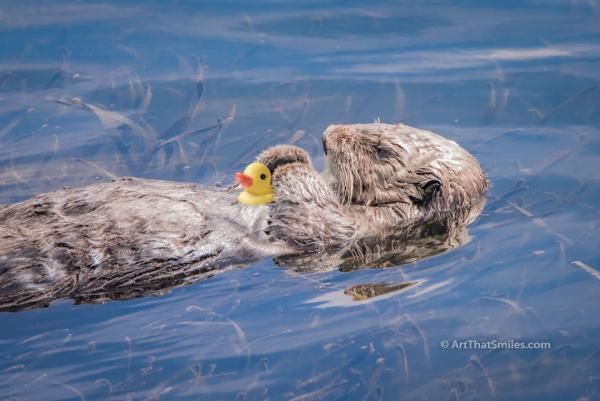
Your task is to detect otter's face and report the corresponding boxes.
[322,124,414,206]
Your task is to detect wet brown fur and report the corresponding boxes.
[0,123,487,311]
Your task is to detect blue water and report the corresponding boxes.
[1,1,599,400]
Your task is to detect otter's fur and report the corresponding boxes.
[324,123,487,215]
[267,123,487,250]
[0,123,487,311]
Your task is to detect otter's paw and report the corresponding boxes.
[257,145,311,174]
[271,162,324,203]
[266,162,355,251]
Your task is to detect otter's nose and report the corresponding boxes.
[322,136,328,156]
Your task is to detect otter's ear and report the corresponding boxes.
[257,145,312,173]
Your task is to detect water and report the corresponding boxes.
[1,1,599,400]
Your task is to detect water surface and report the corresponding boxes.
[1,1,599,400]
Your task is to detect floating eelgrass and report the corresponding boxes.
[572,260,600,281]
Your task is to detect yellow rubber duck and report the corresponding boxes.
[235,162,275,205]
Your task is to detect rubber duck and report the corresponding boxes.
[235,162,275,205]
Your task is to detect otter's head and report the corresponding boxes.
[322,123,486,210]
[322,124,432,206]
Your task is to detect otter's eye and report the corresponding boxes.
[260,174,267,180]
[375,147,394,159]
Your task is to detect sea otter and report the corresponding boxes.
[0,123,487,311]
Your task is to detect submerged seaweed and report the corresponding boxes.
[0,0,599,400]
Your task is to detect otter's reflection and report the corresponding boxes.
[275,196,486,273]
[0,260,250,312]
[344,282,417,301]
[0,197,485,312]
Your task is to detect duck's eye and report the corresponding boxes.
[260,174,267,180]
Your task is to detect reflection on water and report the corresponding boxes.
[275,196,486,273]
[0,0,599,400]
[344,282,418,301]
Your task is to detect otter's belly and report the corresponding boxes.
[0,178,287,310]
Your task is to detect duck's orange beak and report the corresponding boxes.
[235,172,253,189]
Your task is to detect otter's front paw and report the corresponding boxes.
[271,161,309,187]
[266,162,355,251]
[257,145,311,174]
